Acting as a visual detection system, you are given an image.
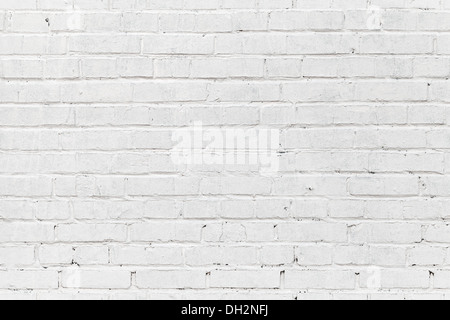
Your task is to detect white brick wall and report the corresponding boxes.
[0,0,449,300]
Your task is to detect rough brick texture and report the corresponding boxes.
[1,0,450,301]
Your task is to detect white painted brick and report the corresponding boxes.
[73,246,109,265]
[130,223,202,242]
[82,59,117,78]
[421,176,450,197]
[84,14,122,32]
[245,223,276,242]
[134,82,208,102]
[360,35,434,54]
[273,176,348,196]
[407,246,446,266]
[0,201,34,220]
[296,246,333,266]
[136,271,206,289]
[328,200,365,218]
[260,246,294,265]
[294,151,368,172]
[1,60,43,79]
[233,12,268,31]
[221,200,254,219]
[209,82,280,102]
[286,34,357,54]
[190,58,264,78]
[277,223,348,243]
[332,0,366,9]
[39,0,72,10]
[270,11,345,30]
[73,0,109,10]
[117,58,153,78]
[1,1,449,300]
[370,246,406,266]
[344,10,382,30]
[334,245,369,265]
[437,36,450,54]
[160,13,233,33]
[434,271,450,289]
[259,0,292,9]
[143,35,214,54]
[111,246,183,266]
[44,59,80,79]
[282,81,355,102]
[350,223,422,244]
[296,0,331,9]
[10,13,50,33]
[0,36,66,55]
[403,200,449,220]
[61,270,131,289]
[216,34,287,54]
[285,271,356,289]
[186,246,258,266]
[183,201,218,219]
[36,201,71,220]
[122,13,158,32]
[360,270,430,289]
[0,177,53,197]
[414,57,450,78]
[348,176,419,196]
[365,200,403,220]
[140,0,180,9]
[355,81,428,102]
[0,271,58,289]
[283,128,355,149]
[45,13,85,32]
[69,36,141,54]
[373,0,440,9]
[221,0,256,9]
[56,224,127,242]
[73,200,140,220]
[61,82,133,103]
[0,0,36,10]
[425,225,450,243]
[302,57,413,78]
[0,247,35,267]
[154,58,190,78]
[266,58,302,78]
[39,245,73,265]
[210,270,279,288]
[409,106,446,124]
[355,128,427,149]
[256,199,293,219]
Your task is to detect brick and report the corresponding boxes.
[350,223,422,244]
[277,223,348,243]
[210,270,280,289]
[360,270,430,289]
[0,247,35,266]
[0,271,58,289]
[111,246,183,265]
[56,224,127,242]
[130,223,202,242]
[285,271,356,289]
[61,270,131,289]
[261,246,294,265]
[136,271,206,289]
[185,246,258,266]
